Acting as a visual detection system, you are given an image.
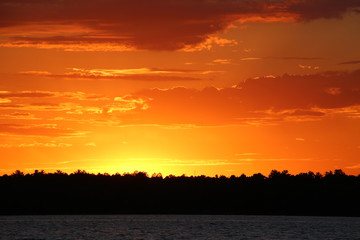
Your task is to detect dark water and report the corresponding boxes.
[0,215,360,240]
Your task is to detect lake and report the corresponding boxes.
[0,215,359,240]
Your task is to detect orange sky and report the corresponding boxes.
[1,0,360,176]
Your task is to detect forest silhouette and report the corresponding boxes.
[1,169,360,216]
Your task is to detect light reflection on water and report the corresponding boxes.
[0,215,360,240]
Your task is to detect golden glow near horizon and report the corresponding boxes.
[1,0,360,176]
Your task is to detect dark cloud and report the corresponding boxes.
[339,60,360,65]
[119,69,360,125]
[1,0,359,50]
[237,70,360,110]
[287,0,360,21]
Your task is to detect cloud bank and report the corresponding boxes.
[124,69,360,124]
[2,70,360,126]
[1,0,359,50]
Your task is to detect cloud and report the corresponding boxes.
[235,153,262,156]
[236,70,360,110]
[113,69,360,125]
[0,98,11,103]
[0,41,135,52]
[158,157,311,166]
[288,109,325,116]
[20,68,203,81]
[211,59,232,65]
[0,141,72,148]
[324,87,342,95]
[1,0,359,51]
[2,70,360,125]
[0,91,55,98]
[182,36,238,52]
[298,64,320,70]
[239,56,322,63]
[0,90,149,118]
[0,124,84,137]
[3,71,360,126]
[107,95,151,112]
[0,91,107,108]
[266,57,322,60]
[286,0,360,21]
[0,91,116,114]
[0,102,69,112]
[85,142,97,147]
[0,112,39,120]
[339,60,360,65]
[240,58,262,61]
[346,164,360,169]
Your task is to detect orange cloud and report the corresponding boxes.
[0,141,72,148]
[1,0,359,51]
[113,95,151,111]
[2,70,360,125]
[0,91,111,114]
[0,112,38,120]
[339,60,360,65]
[240,58,262,61]
[266,57,321,60]
[298,64,320,70]
[0,98,11,103]
[0,90,106,101]
[20,68,203,81]
[0,91,55,98]
[104,98,150,113]
[111,69,360,125]
[0,124,85,137]
[211,59,232,65]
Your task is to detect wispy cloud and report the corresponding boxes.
[240,57,262,61]
[266,57,322,60]
[0,141,72,148]
[0,124,86,137]
[346,164,360,169]
[234,158,312,162]
[298,64,320,70]
[235,153,262,156]
[339,60,360,65]
[210,59,232,65]
[20,68,205,81]
[0,91,55,98]
[0,112,39,120]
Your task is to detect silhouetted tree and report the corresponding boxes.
[334,169,346,176]
[54,170,67,176]
[11,170,24,177]
[1,169,359,216]
[251,173,265,181]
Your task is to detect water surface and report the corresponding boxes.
[1,215,359,240]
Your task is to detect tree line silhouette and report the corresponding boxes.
[1,169,360,216]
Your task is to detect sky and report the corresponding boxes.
[1,0,360,176]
